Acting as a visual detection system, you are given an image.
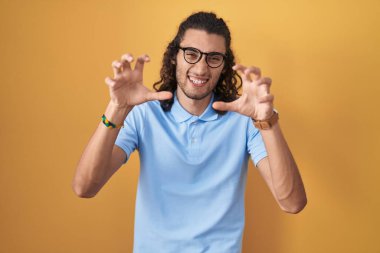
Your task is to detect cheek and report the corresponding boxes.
[176,62,189,78]
[175,65,188,85]
[175,54,181,65]
[212,69,223,82]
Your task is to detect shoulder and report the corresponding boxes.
[220,110,251,125]
[127,100,161,118]
[221,111,260,136]
[133,100,170,124]
[210,111,255,139]
[144,100,163,113]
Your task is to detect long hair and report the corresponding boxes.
[153,12,242,114]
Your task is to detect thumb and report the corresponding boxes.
[212,101,237,112]
[145,91,173,101]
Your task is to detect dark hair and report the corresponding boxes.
[153,11,242,114]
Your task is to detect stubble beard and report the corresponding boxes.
[176,69,215,101]
[178,82,212,101]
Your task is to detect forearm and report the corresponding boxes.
[72,102,132,197]
[260,122,307,213]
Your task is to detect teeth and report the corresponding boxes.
[189,76,207,84]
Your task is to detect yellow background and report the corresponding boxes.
[1,0,379,252]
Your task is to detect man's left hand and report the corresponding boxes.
[212,64,274,120]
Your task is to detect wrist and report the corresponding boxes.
[251,110,275,122]
[251,109,279,130]
[104,102,133,126]
[108,100,134,111]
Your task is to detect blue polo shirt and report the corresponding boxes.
[115,93,267,253]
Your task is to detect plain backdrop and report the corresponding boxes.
[0,0,379,252]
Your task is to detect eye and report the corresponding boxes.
[208,54,223,63]
[185,49,200,61]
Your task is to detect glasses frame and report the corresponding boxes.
[178,46,226,68]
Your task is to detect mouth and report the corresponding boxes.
[188,75,209,87]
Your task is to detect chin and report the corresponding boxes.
[180,85,214,100]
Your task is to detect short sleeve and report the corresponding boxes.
[247,120,268,167]
[115,104,145,163]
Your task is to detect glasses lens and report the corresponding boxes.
[207,53,224,68]
[184,48,201,63]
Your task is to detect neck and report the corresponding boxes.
[176,90,212,116]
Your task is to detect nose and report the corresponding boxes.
[191,54,209,74]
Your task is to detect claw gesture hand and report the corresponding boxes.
[105,54,172,109]
[212,64,274,120]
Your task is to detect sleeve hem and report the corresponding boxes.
[115,143,131,164]
[252,151,268,167]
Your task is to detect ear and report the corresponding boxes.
[171,58,176,65]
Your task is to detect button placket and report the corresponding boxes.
[188,117,200,160]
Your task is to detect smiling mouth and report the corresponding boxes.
[188,76,209,86]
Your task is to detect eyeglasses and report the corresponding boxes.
[178,46,226,68]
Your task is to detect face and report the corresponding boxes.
[175,29,226,101]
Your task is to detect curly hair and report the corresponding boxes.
[153,12,242,114]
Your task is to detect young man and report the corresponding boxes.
[73,12,307,253]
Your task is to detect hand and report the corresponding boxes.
[105,53,172,109]
[212,64,274,120]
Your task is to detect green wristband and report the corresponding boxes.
[101,114,124,129]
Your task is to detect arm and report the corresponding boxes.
[213,64,307,213]
[256,122,307,214]
[72,103,131,198]
[72,54,172,198]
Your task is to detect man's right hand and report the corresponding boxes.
[105,53,173,109]
[73,53,173,198]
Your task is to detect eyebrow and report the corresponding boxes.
[180,46,226,55]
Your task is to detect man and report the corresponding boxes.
[73,12,307,253]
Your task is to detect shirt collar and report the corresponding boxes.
[171,92,219,123]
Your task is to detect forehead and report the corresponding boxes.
[180,29,226,53]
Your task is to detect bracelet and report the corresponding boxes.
[251,109,279,130]
[101,114,124,129]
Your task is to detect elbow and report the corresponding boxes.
[280,196,308,214]
[283,203,306,214]
[71,180,97,198]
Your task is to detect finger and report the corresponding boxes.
[121,53,134,71]
[233,64,251,83]
[105,77,116,88]
[233,64,247,72]
[257,77,272,95]
[212,100,239,112]
[134,54,150,72]
[257,77,272,86]
[244,66,261,81]
[258,94,274,103]
[145,91,173,101]
[112,60,123,77]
